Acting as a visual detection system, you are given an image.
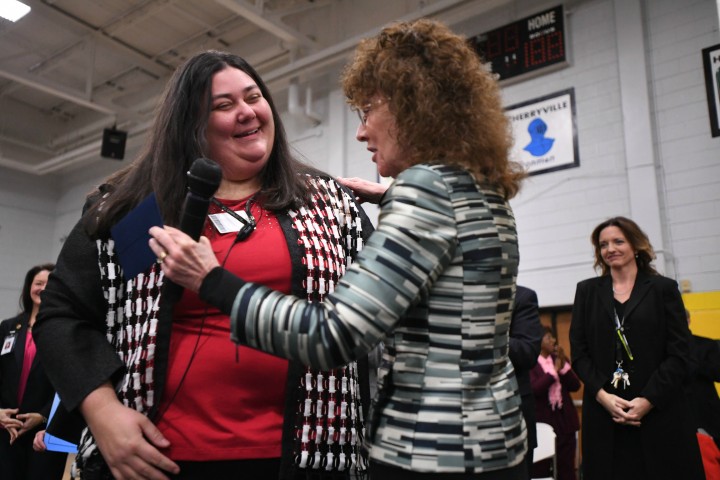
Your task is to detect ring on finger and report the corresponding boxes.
[157,250,168,264]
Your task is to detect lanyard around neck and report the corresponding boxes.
[613,308,634,362]
[211,196,257,243]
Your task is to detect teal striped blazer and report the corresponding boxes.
[202,163,527,474]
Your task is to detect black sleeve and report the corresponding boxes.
[34,218,124,412]
[509,286,543,371]
[692,336,720,382]
[569,280,606,397]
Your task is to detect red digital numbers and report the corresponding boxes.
[524,32,564,68]
[546,31,565,61]
[482,24,520,60]
[504,24,520,52]
[485,31,502,59]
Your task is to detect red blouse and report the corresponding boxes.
[156,196,291,461]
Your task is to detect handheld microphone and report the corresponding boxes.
[179,157,223,240]
[164,157,222,301]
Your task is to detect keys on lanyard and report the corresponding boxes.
[611,362,630,389]
[612,309,633,389]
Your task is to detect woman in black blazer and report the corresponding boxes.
[569,216,704,480]
[0,264,67,479]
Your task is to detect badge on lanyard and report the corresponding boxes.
[1,332,16,355]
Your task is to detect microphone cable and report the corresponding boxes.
[153,222,240,424]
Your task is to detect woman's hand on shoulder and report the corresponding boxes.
[149,226,219,294]
[81,383,180,480]
[336,176,387,204]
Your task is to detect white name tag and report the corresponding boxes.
[208,210,252,234]
[1,334,16,355]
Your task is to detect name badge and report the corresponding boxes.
[208,210,252,235]
[1,333,16,355]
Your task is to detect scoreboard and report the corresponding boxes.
[470,5,568,83]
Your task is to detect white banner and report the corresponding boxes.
[507,88,579,175]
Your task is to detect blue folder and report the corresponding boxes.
[44,393,78,453]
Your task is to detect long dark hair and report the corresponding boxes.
[590,216,658,276]
[20,263,55,313]
[85,50,320,237]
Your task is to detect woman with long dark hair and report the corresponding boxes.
[34,51,373,480]
[0,263,67,479]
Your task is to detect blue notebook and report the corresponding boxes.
[45,394,78,453]
[110,193,164,278]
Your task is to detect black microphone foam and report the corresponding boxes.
[164,157,222,302]
[179,157,222,240]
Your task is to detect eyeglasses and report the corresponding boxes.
[353,98,385,126]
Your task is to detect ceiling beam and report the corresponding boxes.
[214,0,318,49]
[0,134,54,154]
[25,0,172,77]
[0,68,117,115]
[262,0,479,88]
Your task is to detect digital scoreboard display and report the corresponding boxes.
[469,5,568,83]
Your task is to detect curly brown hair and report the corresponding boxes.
[341,19,525,198]
[590,216,658,276]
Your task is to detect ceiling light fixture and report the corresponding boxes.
[0,0,30,22]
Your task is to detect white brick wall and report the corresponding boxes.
[646,0,720,293]
[0,171,58,319]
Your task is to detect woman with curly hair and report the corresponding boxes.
[569,216,704,479]
[151,19,528,479]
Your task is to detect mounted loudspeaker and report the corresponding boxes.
[101,128,127,160]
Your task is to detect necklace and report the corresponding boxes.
[612,285,632,295]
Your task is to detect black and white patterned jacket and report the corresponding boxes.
[35,175,374,479]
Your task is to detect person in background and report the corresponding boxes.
[685,309,720,479]
[0,263,68,479]
[509,286,544,478]
[569,216,704,479]
[530,326,580,480]
[34,51,373,480]
[150,18,528,480]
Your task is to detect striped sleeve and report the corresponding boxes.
[223,166,457,369]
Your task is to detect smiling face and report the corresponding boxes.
[205,67,275,194]
[598,225,637,272]
[355,97,410,178]
[30,269,50,308]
